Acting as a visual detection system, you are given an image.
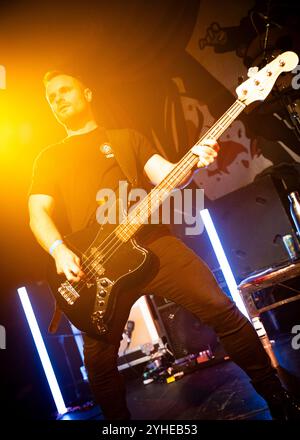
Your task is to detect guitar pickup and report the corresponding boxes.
[58,282,80,305]
[90,260,105,275]
[88,247,105,275]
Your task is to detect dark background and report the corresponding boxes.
[1,0,300,419]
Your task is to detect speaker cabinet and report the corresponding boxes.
[149,296,221,359]
[210,175,296,279]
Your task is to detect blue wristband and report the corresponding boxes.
[49,239,63,255]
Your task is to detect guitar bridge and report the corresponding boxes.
[58,281,80,305]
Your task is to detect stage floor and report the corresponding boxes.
[60,333,300,420]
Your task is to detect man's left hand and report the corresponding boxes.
[191,139,219,168]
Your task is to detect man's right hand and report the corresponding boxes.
[52,244,85,283]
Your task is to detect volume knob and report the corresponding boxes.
[99,289,107,298]
[100,279,109,287]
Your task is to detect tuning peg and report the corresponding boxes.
[247,66,259,78]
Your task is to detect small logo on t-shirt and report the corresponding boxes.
[100,143,114,159]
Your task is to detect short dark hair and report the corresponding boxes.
[43,70,86,89]
[43,70,65,86]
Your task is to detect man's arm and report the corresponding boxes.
[28,194,84,282]
[143,140,218,186]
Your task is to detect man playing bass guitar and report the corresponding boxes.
[28,70,300,420]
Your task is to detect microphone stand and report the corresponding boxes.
[261,0,272,65]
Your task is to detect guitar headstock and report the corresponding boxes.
[236,51,299,106]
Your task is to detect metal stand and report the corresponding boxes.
[238,261,300,368]
[252,316,279,368]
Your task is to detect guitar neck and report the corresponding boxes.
[115,99,246,242]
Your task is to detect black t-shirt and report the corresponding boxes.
[29,127,170,241]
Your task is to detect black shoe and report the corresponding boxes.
[267,390,300,421]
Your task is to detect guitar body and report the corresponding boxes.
[48,221,159,338]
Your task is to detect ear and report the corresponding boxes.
[84,87,93,103]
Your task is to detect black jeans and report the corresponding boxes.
[83,235,278,419]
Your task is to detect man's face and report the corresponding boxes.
[45,75,91,128]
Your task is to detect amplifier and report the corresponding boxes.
[148,295,221,360]
[210,174,297,279]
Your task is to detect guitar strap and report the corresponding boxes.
[48,304,63,334]
[106,128,139,188]
[85,128,140,228]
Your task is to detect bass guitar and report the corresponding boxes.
[48,51,299,338]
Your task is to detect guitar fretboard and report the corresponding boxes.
[115,99,246,242]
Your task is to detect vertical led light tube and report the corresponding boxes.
[17,286,68,415]
[200,209,250,319]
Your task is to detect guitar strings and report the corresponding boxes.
[71,100,245,293]
[79,100,245,271]
[78,100,245,272]
[70,100,245,293]
[68,100,245,294]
